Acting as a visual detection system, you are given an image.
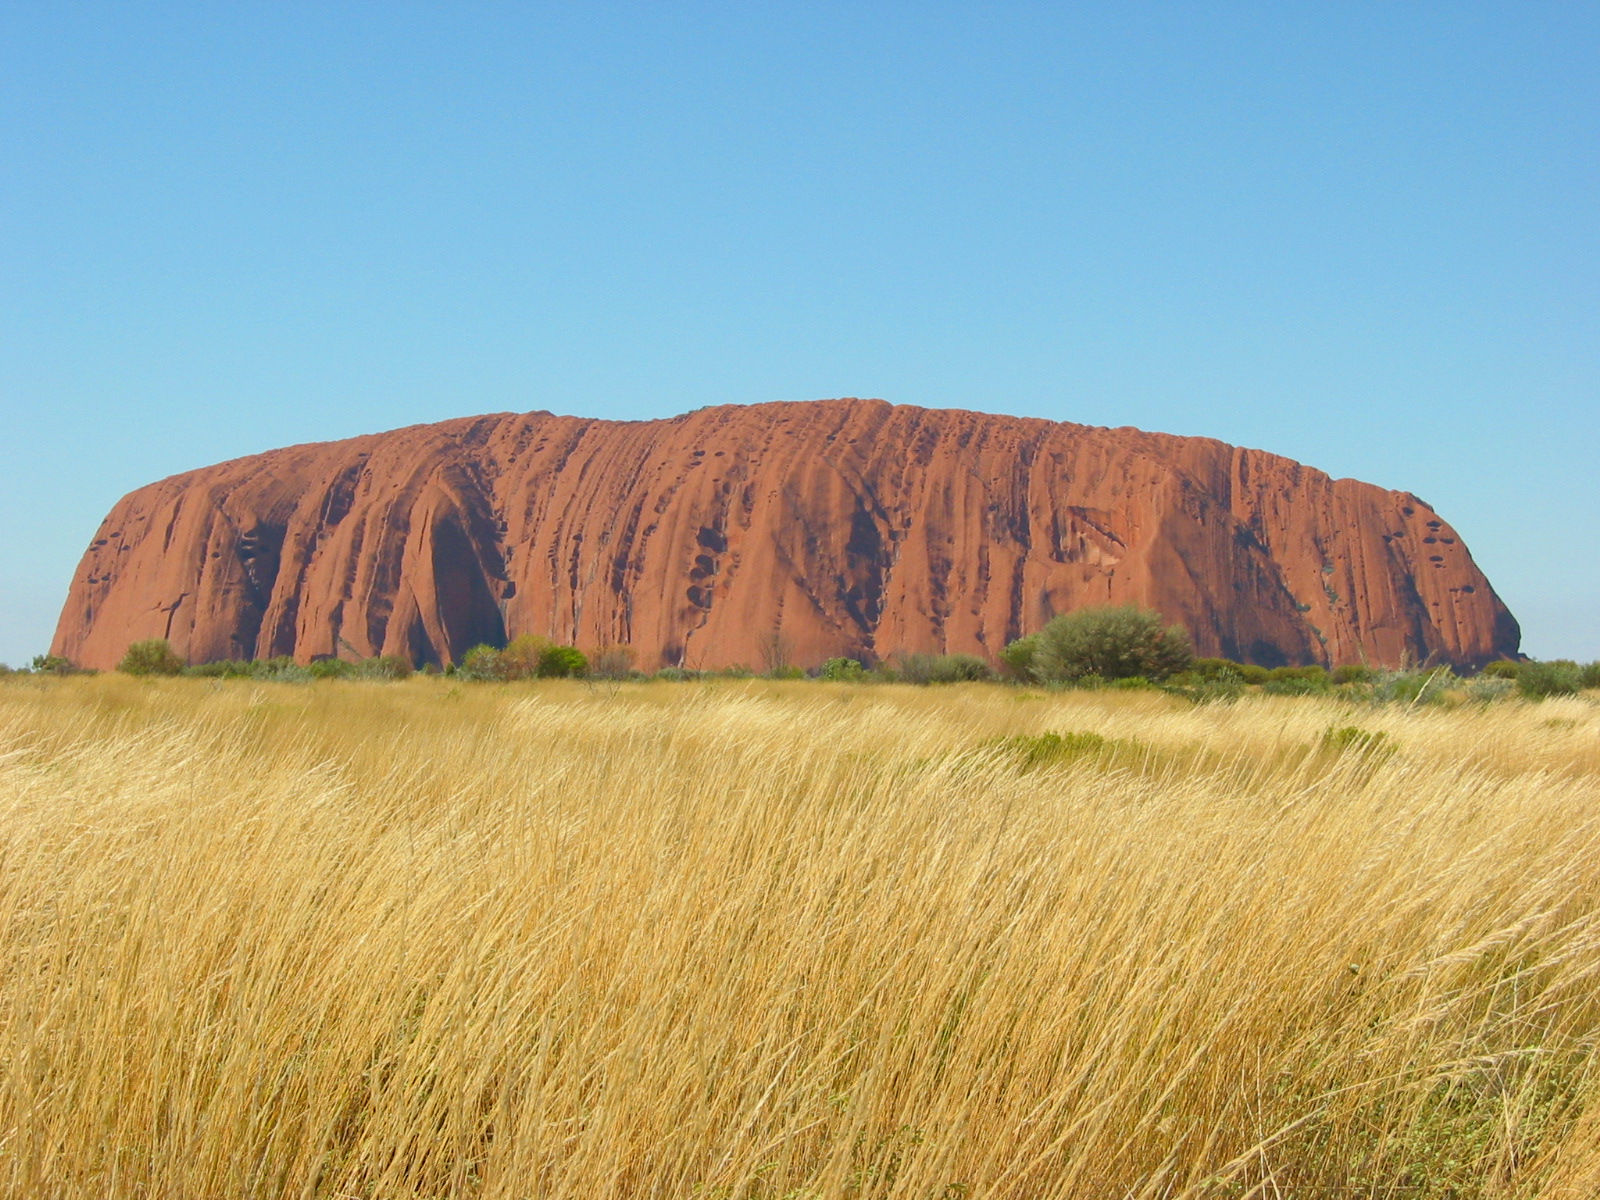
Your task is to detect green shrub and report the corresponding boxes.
[117,639,185,677]
[355,655,413,680]
[1261,667,1332,696]
[308,657,356,680]
[499,634,549,680]
[1235,662,1272,685]
[537,645,588,678]
[30,654,80,676]
[1518,660,1582,700]
[457,645,507,682]
[820,657,866,681]
[1191,657,1247,682]
[1331,664,1377,685]
[462,637,590,680]
[1024,607,1194,684]
[1579,662,1600,689]
[999,635,1042,682]
[1267,665,1329,684]
[1481,660,1522,680]
[181,655,414,681]
[764,665,807,680]
[1164,665,1245,701]
[938,654,995,683]
[1262,676,1331,696]
[1458,674,1515,703]
[893,653,994,685]
[249,656,313,683]
[653,666,702,682]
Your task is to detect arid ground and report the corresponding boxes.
[3,677,1599,1197]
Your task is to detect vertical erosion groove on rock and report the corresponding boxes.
[52,398,1520,670]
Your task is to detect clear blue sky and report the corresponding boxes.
[2,2,1595,666]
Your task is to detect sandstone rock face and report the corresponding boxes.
[53,399,1519,671]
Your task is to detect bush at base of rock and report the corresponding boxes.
[1261,666,1333,696]
[457,639,589,682]
[180,654,413,682]
[117,639,185,676]
[1517,660,1583,700]
[1008,606,1194,685]
[889,653,995,685]
[1473,658,1600,695]
[819,657,866,681]
[28,654,84,676]
[355,655,414,680]
[589,646,636,680]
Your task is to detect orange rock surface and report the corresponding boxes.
[52,398,1519,671]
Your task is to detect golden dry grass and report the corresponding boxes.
[2,675,1599,1198]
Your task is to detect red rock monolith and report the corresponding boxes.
[52,399,1519,671]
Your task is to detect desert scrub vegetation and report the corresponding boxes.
[2,677,1600,1197]
[115,637,186,676]
[1001,605,1194,684]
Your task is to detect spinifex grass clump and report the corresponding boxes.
[987,729,1133,771]
[1,679,1599,1198]
[1319,724,1397,757]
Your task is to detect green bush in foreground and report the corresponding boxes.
[1190,657,1245,683]
[999,635,1042,681]
[819,657,866,681]
[537,645,589,678]
[249,657,314,682]
[1518,660,1583,700]
[456,640,589,681]
[355,655,415,681]
[457,645,508,682]
[1016,606,1194,684]
[1260,665,1332,696]
[892,653,994,685]
[118,639,185,676]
